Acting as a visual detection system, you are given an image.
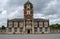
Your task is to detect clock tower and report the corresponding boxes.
[24,0,33,19]
[24,0,34,34]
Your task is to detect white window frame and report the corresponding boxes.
[20,28,23,32]
[26,20,31,26]
[9,22,12,27]
[40,27,42,32]
[14,28,17,32]
[45,27,48,32]
[39,22,43,27]
[9,28,12,32]
[19,22,24,27]
[14,22,18,27]
[34,27,37,32]
[34,22,37,27]
[44,22,48,27]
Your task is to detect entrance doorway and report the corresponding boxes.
[27,30,30,34]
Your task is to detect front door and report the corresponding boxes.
[27,30,30,34]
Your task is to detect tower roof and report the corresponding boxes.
[24,0,32,5]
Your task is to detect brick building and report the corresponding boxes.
[6,0,50,34]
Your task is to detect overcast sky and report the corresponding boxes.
[0,0,60,26]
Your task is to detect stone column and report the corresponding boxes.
[17,28,20,34]
[48,27,50,33]
[38,27,39,33]
[12,28,14,34]
[23,20,25,34]
[32,19,34,34]
[43,27,45,33]
[6,28,8,34]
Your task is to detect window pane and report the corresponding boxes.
[39,22,43,26]
[19,22,24,26]
[40,27,42,32]
[14,28,17,32]
[44,22,48,26]
[14,22,18,27]
[9,22,12,27]
[34,27,37,32]
[9,28,12,32]
[45,27,48,32]
[20,28,23,32]
[34,22,37,26]
[26,20,31,26]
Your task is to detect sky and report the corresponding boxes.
[0,0,60,27]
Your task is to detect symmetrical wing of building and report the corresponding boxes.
[6,0,50,34]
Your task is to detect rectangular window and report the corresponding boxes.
[9,28,12,32]
[40,27,42,32]
[9,22,12,27]
[44,22,48,27]
[34,27,37,32]
[14,28,17,32]
[45,27,48,32]
[20,28,23,32]
[19,22,24,27]
[26,20,31,26]
[27,11,30,14]
[34,22,37,27]
[39,22,43,27]
[14,22,18,27]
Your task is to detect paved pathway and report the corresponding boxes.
[0,34,60,39]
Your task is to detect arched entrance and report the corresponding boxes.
[27,29,30,34]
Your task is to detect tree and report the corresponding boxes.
[1,25,6,30]
[50,24,60,29]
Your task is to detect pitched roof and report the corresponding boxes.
[24,0,32,5]
[7,18,49,22]
[8,18,24,22]
[34,18,49,21]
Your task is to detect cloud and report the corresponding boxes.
[34,13,45,18]
[0,0,60,26]
[0,6,23,26]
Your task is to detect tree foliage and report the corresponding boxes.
[1,25,6,30]
[50,24,60,29]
